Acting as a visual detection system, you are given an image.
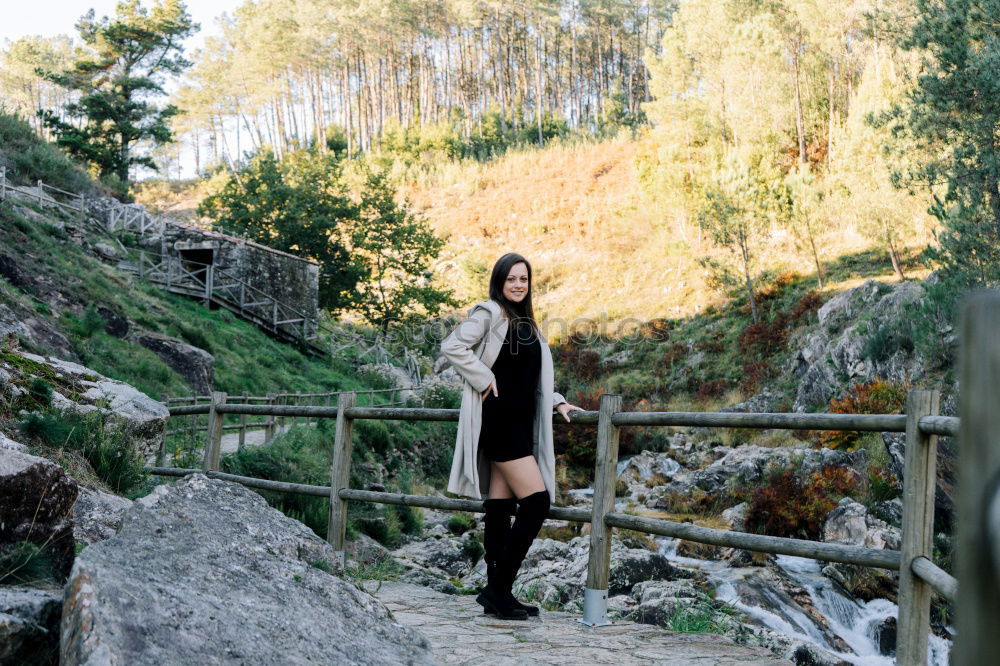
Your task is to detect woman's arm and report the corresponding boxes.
[440,307,496,393]
[552,391,567,412]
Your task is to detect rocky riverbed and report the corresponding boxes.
[367,436,953,666]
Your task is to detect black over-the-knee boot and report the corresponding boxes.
[477,498,527,620]
[505,490,550,613]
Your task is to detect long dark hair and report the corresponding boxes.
[488,252,540,336]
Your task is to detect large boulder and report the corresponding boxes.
[882,431,956,532]
[0,586,62,665]
[9,352,168,462]
[71,487,132,547]
[61,474,433,666]
[646,444,864,511]
[486,534,696,610]
[0,449,78,581]
[789,280,931,412]
[0,304,75,360]
[822,498,900,551]
[134,332,214,394]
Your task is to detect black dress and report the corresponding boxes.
[479,319,541,462]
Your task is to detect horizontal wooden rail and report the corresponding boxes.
[610,411,908,432]
[169,405,211,416]
[337,489,592,523]
[604,512,901,570]
[148,467,331,496]
[145,467,590,522]
[917,415,959,437]
[165,404,961,437]
[911,555,958,602]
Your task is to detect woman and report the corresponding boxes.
[440,252,582,620]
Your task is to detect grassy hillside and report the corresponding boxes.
[399,133,932,335]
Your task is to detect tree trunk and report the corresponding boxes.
[740,234,759,324]
[793,38,807,166]
[808,232,825,288]
[887,234,906,281]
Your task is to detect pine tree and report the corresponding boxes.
[39,0,197,190]
[887,0,1000,286]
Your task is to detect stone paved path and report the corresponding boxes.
[366,581,792,665]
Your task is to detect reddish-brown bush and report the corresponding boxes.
[552,389,636,472]
[818,377,909,450]
[553,343,603,382]
[690,378,729,400]
[791,291,824,322]
[745,465,858,539]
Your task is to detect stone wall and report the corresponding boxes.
[158,224,319,325]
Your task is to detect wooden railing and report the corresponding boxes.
[158,389,406,461]
[146,294,1000,665]
[0,166,86,215]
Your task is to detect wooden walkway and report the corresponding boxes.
[366,581,791,666]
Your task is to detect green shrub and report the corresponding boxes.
[662,597,738,635]
[0,112,92,193]
[17,410,147,494]
[395,503,423,535]
[461,535,484,562]
[221,427,331,537]
[863,319,915,362]
[0,541,58,586]
[27,378,53,407]
[446,512,477,535]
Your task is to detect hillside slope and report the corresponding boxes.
[401,135,926,336]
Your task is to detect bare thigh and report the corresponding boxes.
[493,456,546,499]
[488,462,514,499]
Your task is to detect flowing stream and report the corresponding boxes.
[583,454,953,664]
[654,536,952,664]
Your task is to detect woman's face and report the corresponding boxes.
[502,262,530,303]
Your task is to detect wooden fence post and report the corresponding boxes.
[238,391,248,450]
[202,391,227,472]
[36,179,42,205]
[278,393,287,430]
[897,389,940,665]
[955,292,1000,665]
[580,393,621,627]
[295,392,302,425]
[327,392,356,566]
[157,392,170,467]
[188,391,197,443]
[264,392,277,444]
[1,166,6,200]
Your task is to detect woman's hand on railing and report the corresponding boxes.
[556,402,583,422]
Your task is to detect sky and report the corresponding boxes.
[0,0,243,54]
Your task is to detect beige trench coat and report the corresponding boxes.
[440,299,566,502]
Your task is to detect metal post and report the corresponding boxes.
[238,392,248,450]
[955,292,1000,665]
[202,391,227,472]
[897,389,940,665]
[327,392,356,565]
[580,393,622,627]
